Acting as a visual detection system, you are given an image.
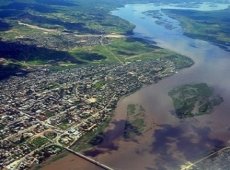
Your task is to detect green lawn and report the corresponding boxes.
[30,136,49,149]
[70,38,175,64]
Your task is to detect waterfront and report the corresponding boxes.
[85,2,230,170]
[40,153,103,170]
[41,2,230,170]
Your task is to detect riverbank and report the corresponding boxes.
[35,2,230,170]
[77,2,230,170]
[162,8,230,51]
[32,50,193,170]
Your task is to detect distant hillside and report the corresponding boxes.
[164,7,230,50]
[0,0,134,79]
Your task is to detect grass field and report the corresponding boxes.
[0,0,196,80]
[0,36,191,80]
[29,136,49,149]
[70,38,177,64]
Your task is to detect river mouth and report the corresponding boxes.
[82,2,230,170]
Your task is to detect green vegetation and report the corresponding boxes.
[44,111,55,118]
[31,145,65,170]
[123,104,146,139]
[72,52,106,62]
[0,0,195,80]
[70,38,185,64]
[107,38,153,60]
[0,35,184,80]
[0,123,5,130]
[169,83,223,119]
[44,131,57,140]
[0,0,134,36]
[58,120,72,130]
[164,55,194,69]
[30,136,49,149]
[74,116,111,152]
[93,80,106,89]
[127,104,136,115]
[69,48,109,63]
[0,0,135,79]
[164,8,230,49]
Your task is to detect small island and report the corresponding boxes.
[123,104,146,139]
[169,83,223,119]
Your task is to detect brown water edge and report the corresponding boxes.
[38,153,103,170]
[79,46,230,169]
[39,3,230,169]
[83,91,230,170]
[39,86,230,170]
[40,57,230,170]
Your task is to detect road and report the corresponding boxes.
[99,36,125,65]
[18,21,128,39]
[6,21,126,170]
[61,145,114,170]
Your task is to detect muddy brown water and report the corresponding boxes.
[41,2,230,170]
[40,153,103,170]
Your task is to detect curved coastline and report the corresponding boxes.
[41,2,230,170]
[84,2,230,170]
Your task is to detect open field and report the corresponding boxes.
[70,37,192,65]
[0,34,192,80]
[0,0,197,80]
[0,0,135,79]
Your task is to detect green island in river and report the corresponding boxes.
[169,83,223,119]
[123,104,146,139]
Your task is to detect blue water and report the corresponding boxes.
[111,2,230,91]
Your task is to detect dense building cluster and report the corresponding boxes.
[15,33,110,50]
[0,58,177,169]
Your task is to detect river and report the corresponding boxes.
[42,2,230,170]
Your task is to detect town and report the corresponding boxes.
[0,56,191,170]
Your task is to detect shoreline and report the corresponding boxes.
[34,50,195,170]
[2,2,230,170]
